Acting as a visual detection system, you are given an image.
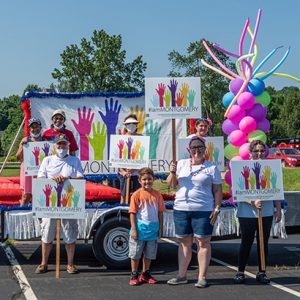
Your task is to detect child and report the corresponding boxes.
[128,167,165,286]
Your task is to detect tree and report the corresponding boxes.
[168,40,235,135]
[52,30,147,92]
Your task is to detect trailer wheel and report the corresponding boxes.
[92,216,131,269]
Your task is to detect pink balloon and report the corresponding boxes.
[239,142,250,160]
[224,170,232,185]
[227,105,246,123]
[256,118,270,132]
[222,119,239,135]
[228,155,243,169]
[229,130,247,147]
[237,92,255,110]
[239,116,257,133]
[246,103,267,121]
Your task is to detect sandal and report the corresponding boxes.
[67,265,79,274]
[35,264,48,274]
[233,272,245,284]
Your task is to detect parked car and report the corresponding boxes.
[271,137,300,150]
[267,148,300,167]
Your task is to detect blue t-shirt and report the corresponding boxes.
[237,201,275,218]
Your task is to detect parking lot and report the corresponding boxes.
[1,233,300,300]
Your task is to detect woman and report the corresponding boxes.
[166,136,223,288]
[42,109,78,155]
[16,118,44,205]
[118,114,141,202]
[233,140,282,284]
[188,117,212,138]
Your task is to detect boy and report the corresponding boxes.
[128,167,165,286]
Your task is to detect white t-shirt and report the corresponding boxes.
[174,159,222,211]
[38,155,84,179]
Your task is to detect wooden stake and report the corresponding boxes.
[56,218,61,279]
[171,119,176,163]
[125,177,131,204]
[257,208,266,271]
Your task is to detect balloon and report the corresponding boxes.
[255,91,271,106]
[256,118,270,132]
[228,155,243,169]
[227,105,246,123]
[246,103,267,121]
[229,130,247,146]
[224,144,240,160]
[248,130,267,143]
[229,78,248,95]
[239,116,257,133]
[239,142,251,160]
[237,92,255,110]
[222,119,239,135]
[224,170,232,186]
[248,78,265,96]
[265,144,269,157]
[222,92,235,108]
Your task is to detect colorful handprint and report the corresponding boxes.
[241,166,250,190]
[167,79,178,106]
[130,105,146,134]
[42,143,50,157]
[32,147,40,166]
[117,140,125,159]
[156,83,166,107]
[163,89,171,107]
[61,193,68,207]
[263,166,271,189]
[54,183,63,207]
[126,137,133,159]
[43,184,52,207]
[252,162,262,189]
[50,191,57,208]
[187,89,196,107]
[145,120,161,159]
[86,122,107,160]
[72,191,80,208]
[180,83,189,106]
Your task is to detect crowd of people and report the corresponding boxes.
[17,111,282,287]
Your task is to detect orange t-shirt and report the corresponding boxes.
[129,188,165,223]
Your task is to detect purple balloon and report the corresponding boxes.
[239,116,257,133]
[229,130,247,147]
[237,92,255,110]
[229,78,244,95]
[227,105,246,123]
[256,118,270,132]
[222,119,239,135]
[246,103,267,121]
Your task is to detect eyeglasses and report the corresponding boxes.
[53,117,64,121]
[252,150,266,153]
[190,146,206,150]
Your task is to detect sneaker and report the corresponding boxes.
[139,271,157,284]
[35,264,48,274]
[167,276,188,285]
[129,272,139,286]
[233,272,245,284]
[195,279,208,288]
[256,272,270,284]
[67,265,79,274]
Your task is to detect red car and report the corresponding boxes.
[267,148,300,167]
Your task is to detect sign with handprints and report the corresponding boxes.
[177,137,224,171]
[145,77,201,119]
[109,135,150,169]
[32,179,86,219]
[23,141,54,176]
[231,159,284,202]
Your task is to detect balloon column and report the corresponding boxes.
[201,8,300,199]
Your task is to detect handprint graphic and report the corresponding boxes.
[241,166,250,190]
[86,122,107,160]
[156,83,166,107]
[32,147,40,166]
[130,105,146,134]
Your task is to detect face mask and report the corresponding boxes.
[56,148,68,158]
[30,132,41,138]
[53,124,64,130]
[126,124,137,133]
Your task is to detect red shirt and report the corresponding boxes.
[42,127,79,153]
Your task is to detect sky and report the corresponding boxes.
[0,0,299,99]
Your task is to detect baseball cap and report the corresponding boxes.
[28,117,42,128]
[54,133,69,144]
[52,109,66,120]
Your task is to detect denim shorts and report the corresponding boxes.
[128,238,158,260]
[173,210,213,238]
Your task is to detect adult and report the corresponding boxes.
[35,133,84,274]
[188,117,212,138]
[118,114,141,202]
[233,140,282,284]
[166,136,222,287]
[42,109,78,155]
[16,118,44,206]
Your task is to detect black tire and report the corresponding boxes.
[92,216,131,269]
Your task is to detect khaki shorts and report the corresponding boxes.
[41,218,78,244]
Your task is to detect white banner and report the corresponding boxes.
[29,94,187,174]
[177,137,225,171]
[145,77,201,119]
[109,135,150,169]
[231,159,284,201]
[23,141,54,176]
[32,179,86,219]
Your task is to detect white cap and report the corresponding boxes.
[123,117,139,125]
[52,109,66,120]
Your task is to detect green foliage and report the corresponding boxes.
[168,40,235,136]
[52,29,147,92]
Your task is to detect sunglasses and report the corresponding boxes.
[252,150,265,153]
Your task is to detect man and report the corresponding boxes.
[35,133,84,274]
